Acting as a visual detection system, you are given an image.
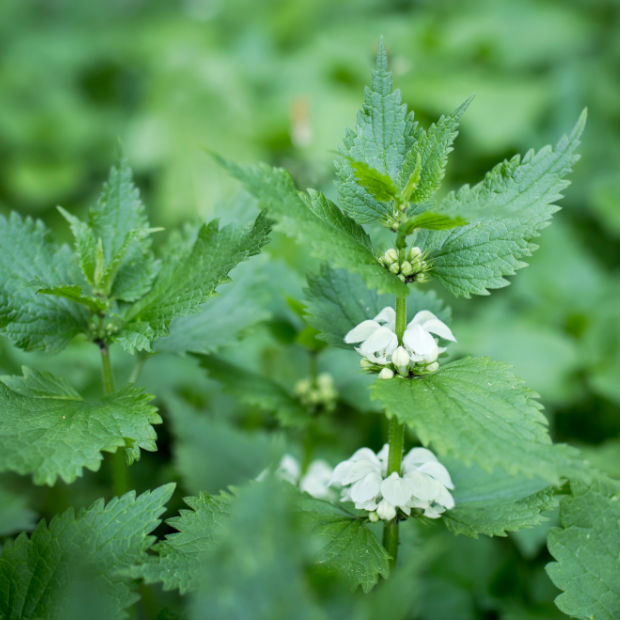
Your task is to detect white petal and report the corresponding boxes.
[417,461,454,490]
[403,324,438,359]
[350,447,382,466]
[277,454,301,484]
[434,485,455,510]
[376,499,397,521]
[402,447,438,470]
[423,505,446,519]
[378,368,394,379]
[377,444,389,475]
[330,458,378,486]
[403,470,442,502]
[380,472,415,508]
[344,320,380,344]
[373,307,396,327]
[407,310,439,328]
[359,326,398,356]
[357,497,379,511]
[350,472,382,505]
[300,460,333,498]
[391,346,411,373]
[421,318,456,342]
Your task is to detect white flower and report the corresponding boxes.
[391,346,410,376]
[402,310,456,364]
[276,454,301,485]
[376,499,397,521]
[344,307,398,365]
[378,368,394,379]
[299,460,333,499]
[330,447,383,510]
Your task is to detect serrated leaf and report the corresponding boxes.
[299,496,390,592]
[0,484,174,620]
[443,460,557,538]
[348,158,399,202]
[0,368,161,485]
[60,159,160,302]
[216,156,406,295]
[0,213,89,352]
[194,354,311,428]
[335,38,412,223]
[118,212,272,353]
[37,284,107,313]
[371,357,573,483]
[403,212,468,232]
[399,98,471,204]
[416,110,586,297]
[546,482,620,620]
[304,266,449,348]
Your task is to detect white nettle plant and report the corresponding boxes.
[345,307,456,377]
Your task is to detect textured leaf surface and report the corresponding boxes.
[0,213,89,351]
[404,212,467,232]
[304,266,449,348]
[119,212,272,352]
[417,111,585,297]
[0,368,161,484]
[194,354,310,428]
[299,497,390,592]
[0,485,174,620]
[372,357,572,483]
[444,460,556,538]
[218,157,406,296]
[547,483,620,620]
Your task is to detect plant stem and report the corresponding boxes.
[382,294,407,567]
[99,341,129,497]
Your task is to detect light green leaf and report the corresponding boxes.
[371,357,577,483]
[547,482,620,620]
[399,98,471,204]
[0,368,161,485]
[0,213,89,352]
[304,266,449,348]
[403,212,468,232]
[443,460,557,538]
[335,38,412,223]
[299,496,390,592]
[217,156,406,295]
[119,212,272,353]
[416,110,586,297]
[194,354,311,428]
[348,159,399,202]
[37,284,107,313]
[0,484,174,620]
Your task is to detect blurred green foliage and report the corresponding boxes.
[1,0,619,617]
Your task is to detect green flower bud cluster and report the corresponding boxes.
[293,372,338,413]
[88,313,121,341]
[378,246,430,283]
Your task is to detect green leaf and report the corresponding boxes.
[118,212,272,353]
[304,266,449,348]
[299,496,390,592]
[194,354,311,428]
[371,357,575,484]
[0,484,174,620]
[37,284,107,313]
[399,98,471,204]
[335,38,412,223]
[0,213,89,352]
[443,460,556,538]
[547,482,620,620]
[216,156,406,295]
[0,368,161,485]
[416,110,586,297]
[59,158,160,301]
[403,212,468,233]
[348,158,399,202]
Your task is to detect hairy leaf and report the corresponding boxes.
[348,159,399,202]
[0,485,174,620]
[0,368,161,485]
[403,212,467,233]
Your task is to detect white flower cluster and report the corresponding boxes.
[344,307,456,377]
[293,372,337,412]
[330,445,454,521]
[270,454,334,499]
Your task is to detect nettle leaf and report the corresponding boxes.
[335,39,411,223]
[194,354,311,428]
[0,485,174,620]
[299,496,390,592]
[37,284,107,313]
[399,98,471,204]
[217,156,406,295]
[402,212,467,233]
[443,460,557,538]
[348,158,399,202]
[59,158,159,302]
[117,212,272,353]
[371,357,576,484]
[0,213,89,352]
[0,368,161,485]
[417,110,586,298]
[304,266,449,348]
[547,482,620,620]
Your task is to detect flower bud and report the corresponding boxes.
[416,272,430,283]
[391,346,410,375]
[426,362,439,373]
[409,246,422,261]
[378,368,394,380]
[389,262,400,274]
[377,499,397,521]
[398,274,406,282]
[400,260,413,276]
[368,511,380,523]
[384,248,399,263]
[360,358,373,369]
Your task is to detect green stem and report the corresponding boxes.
[99,342,130,497]
[382,295,407,568]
